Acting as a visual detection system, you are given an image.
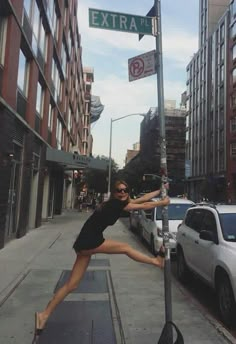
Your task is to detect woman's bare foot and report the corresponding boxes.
[152,256,165,268]
[152,246,165,268]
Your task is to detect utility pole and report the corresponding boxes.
[155,0,173,342]
[108,118,113,196]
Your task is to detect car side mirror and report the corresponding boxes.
[199,230,218,244]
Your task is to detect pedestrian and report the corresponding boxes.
[91,196,96,210]
[77,195,83,212]
[34,179,169,338]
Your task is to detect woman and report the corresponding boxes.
[34,180,169,336]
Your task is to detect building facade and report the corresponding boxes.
[184,0,236,202]
[83,67,94,156]
[125,143,140,165]
[0,0,97,249]
[140,107,186,196]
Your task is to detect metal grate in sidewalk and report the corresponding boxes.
[54,270,108,294]
[38,300,116,344]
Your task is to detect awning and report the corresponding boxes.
[46,148,108,171]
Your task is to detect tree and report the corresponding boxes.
[83,155,119,194]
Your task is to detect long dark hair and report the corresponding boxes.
[110,180,130,201]
[96,180,130,211]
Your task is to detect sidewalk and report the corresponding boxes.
[0,210,235,344]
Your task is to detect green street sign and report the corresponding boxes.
[89,8,153,35]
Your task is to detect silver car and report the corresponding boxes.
[140,197,194,256]
[176,203,236,327]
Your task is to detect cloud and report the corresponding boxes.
[77,1,196,167]
[163,30,198,67]
[78,2,198,69]
[90,75,186,167]
[93,74,185,117]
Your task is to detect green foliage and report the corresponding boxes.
[83,155,119,193]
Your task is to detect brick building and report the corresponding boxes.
[0,0,103,249]
[184,0,236,202]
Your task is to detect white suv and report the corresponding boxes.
[176,203,236,327]
[140,197,194,256]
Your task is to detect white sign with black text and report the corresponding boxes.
[128,50,156,82]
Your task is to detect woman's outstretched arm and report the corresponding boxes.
[130,189,161,204]
[130,183,169,204]
[124,197,170,211]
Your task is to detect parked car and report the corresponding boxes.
[176,203,236,327]
[140,197,194,256]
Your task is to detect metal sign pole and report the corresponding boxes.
[155,0,173,342]
[108,118,113,196]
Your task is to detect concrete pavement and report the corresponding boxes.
[0,210,235,344]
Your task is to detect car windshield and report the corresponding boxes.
[219,213,236,242]
[155,204,192,220]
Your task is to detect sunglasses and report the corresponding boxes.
[115,188,129,194]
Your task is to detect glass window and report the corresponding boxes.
[39,22,47,57]
[220,87,224,106]
[56,118,62,149]
[64,7,68,27]
[220,24,225,41]
[186,114,189,127]
[231,142,236,156]
[32,1,39,38]
[220,43,224,62]
[220,129,224,146]
[187,83,190,96]
[68,106,72,131]
[51,57,61,100]
[76,107,79,122]
[231,118,236,132]
[202,211,217,234]
[220,65,224,82]
[231,93,236,108]
[36,82,44,116]
[0,17,7,65]
[232,69,236,84]
[187,208,204,230]
[23,0,31,18]
[185,130,189,142]
[48,103,54,131]
[17,50,29,95]
[156,203,193,221]
[26,0,47,59]
[232,1,236,20]
[31,0,40,54]
[61,41,67,75]
[231,22,236,38]
[233,45,236,61]
[220,213,236,241]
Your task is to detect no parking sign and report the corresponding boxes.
[128,50,156,82]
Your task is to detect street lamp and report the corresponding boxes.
[107,113,146,196]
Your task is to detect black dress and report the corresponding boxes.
[73,198,128,253]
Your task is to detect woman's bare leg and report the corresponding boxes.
[82,239,164,267]
[37,254,91,329]
[36,240,163,330]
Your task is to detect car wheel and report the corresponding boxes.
[151,235,157,256]
[177,248,189,283]
[217,274,236,327]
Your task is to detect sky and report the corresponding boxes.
[77,1,199,168]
